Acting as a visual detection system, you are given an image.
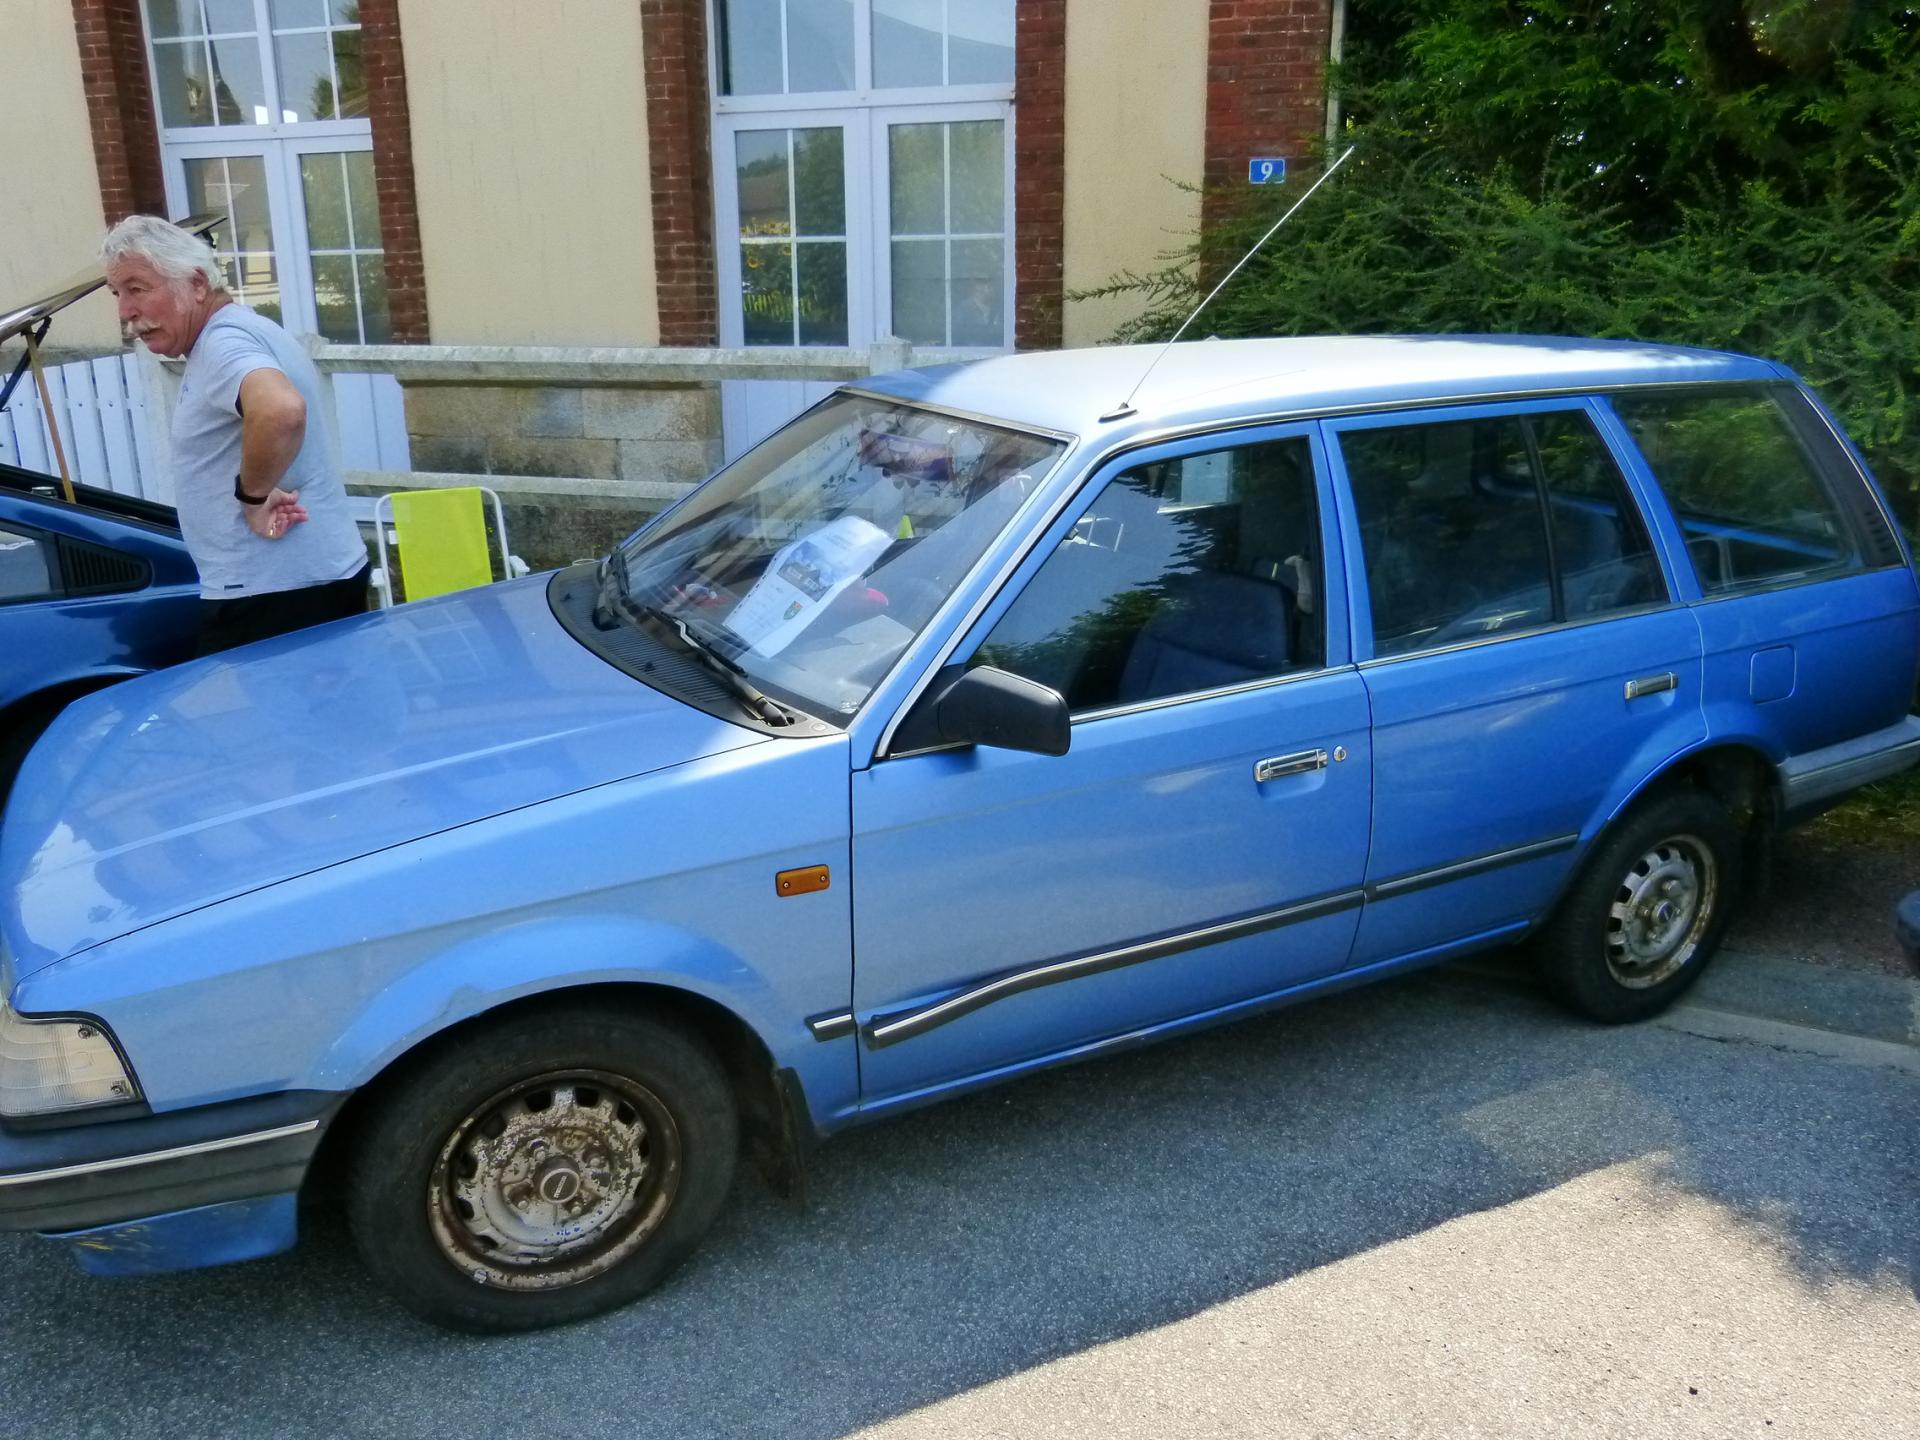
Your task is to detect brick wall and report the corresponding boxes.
[358,0,430,342]
[1014,0,1068,351]
[641,0,719,347]
[70,0,166,223]
[1203,0,1332,236]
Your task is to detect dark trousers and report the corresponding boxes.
[197,564,371,657]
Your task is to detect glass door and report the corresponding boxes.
[146,0,390,341]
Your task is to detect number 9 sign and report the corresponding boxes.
[1248,157,1288,186]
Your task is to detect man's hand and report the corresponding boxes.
[245,487,309,540]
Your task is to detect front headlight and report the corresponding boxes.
[0,999,141,1120]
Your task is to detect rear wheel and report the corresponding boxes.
[1535,790,1742,1023]
[345,1006,737,1332]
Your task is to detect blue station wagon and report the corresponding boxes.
[1,336,1916,1332]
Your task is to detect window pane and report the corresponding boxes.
[274,30,337,121]
[202,0,258,33]
[741,243,794,345]
[792,128,844,236]
[355,254,391,343]
[184,156,274,254]
[1614,390,1862,593]
[873,0,943,87]
[1530,412,1664,617]
[208,34,267,123]
[268,0,328,25]
[329,0,361,23]
[1344,417,1553,656]
[889,124,944,234]
[223,253,282,323]
[949,0,1015,84]
[300,153,350,250]
[796,242,847,344]
[950,238,1002,346]
[310,253,358,341]
[332,27,366,117]
[736,131,791,237]
[787,0,854,91]
[890,239,945,344]
[0,527,53,603]
[720,0,783,94]
[148,0,205,38]
[977,439,1324,709]
[346,150,383,247]
[948,120,1003,232]
[153,41,213,127]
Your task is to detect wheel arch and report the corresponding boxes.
[309,980,815,1209]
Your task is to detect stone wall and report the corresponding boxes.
[392,380,725,568]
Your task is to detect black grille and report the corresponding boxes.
[58,539,150,596]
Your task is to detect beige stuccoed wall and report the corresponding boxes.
[0,9,119,350]
[1059,0,1208,348]
[399,0,659,346]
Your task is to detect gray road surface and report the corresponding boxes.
[0,966,1913,1439]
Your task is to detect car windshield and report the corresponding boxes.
[610,393,1067,720]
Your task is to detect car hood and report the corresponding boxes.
[0,575,767,976]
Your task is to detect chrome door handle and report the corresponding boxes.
[1255,749,1328,783]
[1624,672,1677,700]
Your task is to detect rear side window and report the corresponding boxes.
[1612,387,1888,593]
[1341,410,1663,658]
[0,524,55,604]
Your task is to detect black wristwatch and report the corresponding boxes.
[234,475,267,506]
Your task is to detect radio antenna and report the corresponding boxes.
[1101,143,1357,422]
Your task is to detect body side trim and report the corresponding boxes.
[0,1120,319,1188]
[862,832,1578,1049]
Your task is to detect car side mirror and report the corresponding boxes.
[892,665,1071,758]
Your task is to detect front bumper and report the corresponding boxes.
[0,1089,342,1235]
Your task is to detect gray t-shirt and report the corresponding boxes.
[171,305,367,599]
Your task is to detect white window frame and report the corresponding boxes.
[706,0,1016,351]
[143,0,378,340]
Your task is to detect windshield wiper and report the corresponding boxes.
[638,601,800,728]
[596,548,800,727]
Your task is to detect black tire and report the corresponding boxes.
[1534,789,1743,1023]
[344,1006,738,1333]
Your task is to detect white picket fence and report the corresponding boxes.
[0,351,410,503]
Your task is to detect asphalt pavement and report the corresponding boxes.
[0,952,1913,1439]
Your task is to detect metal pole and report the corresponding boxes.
[24,324,77,505]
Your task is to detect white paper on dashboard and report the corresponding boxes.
[732,515,894,655]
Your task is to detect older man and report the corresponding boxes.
[102,215,369,655]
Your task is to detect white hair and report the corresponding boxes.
[100,215,229,295]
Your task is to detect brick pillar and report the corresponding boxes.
[641,0,719,347]
[358,0,430,342]
[1203,0,1333,238]
[1013,0,1068,351]
[70,0,167,224]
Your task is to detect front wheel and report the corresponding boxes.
[1534,790,1743,1023]
[345,1007,738,1332]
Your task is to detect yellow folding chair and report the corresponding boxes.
[370,486,525,606]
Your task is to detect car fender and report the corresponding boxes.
[308,910,803,1096]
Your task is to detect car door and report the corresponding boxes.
[850,425,1374,1108]
[1325,399,1707,969]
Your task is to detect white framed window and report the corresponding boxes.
[709,0,1015,351]
[144,0,390,342]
